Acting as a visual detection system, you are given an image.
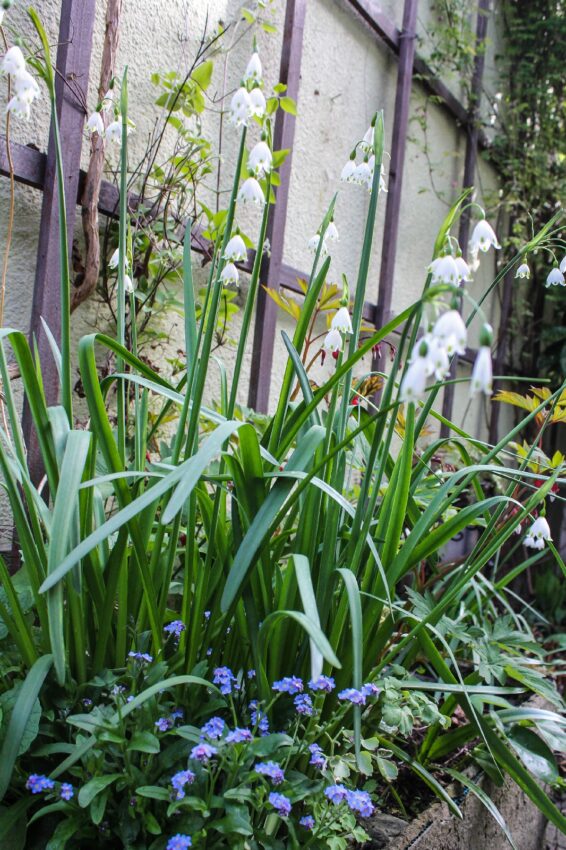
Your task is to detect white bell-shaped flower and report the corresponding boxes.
[470,346,493,396]
[6,93,31,119]
[325,221,339,242]
[14,69,40,103]
[400,353,429,404]
[237,177,265,207]
[87,111,104,136]
[2,45,25,76]
[109,248,120,269]
[248,141,272,177]
[351,160,371,186]
[546,267,565,287]
[105,118,123,145]
[423,334,450,380]
[220,262,239,287]
[523,516,551,550]
[470,219,500,254]
[323,328,342,353]
[224,234,247,262]
[515,263,530,279]
[455,256,472,282]
[124,274,135,294]
[340,159,356,182]
[243,52,262,84]
[249,87,266,118]
[432,309,467,355]
[229,87,253,125]
[429,255,460,286]
[307,233,328,258]
[331,307,353,334]
[560,256,566,275]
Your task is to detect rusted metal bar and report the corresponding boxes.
[21,0,97,472]
[488,261,514,444]
[373,0,418,380]
[247,0,307,412]
[440,0,491,436]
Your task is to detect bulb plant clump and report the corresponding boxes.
[0,10,565,850]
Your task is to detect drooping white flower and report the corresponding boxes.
[351,160,371,187]
[359,125,374,154]
[13,69,40,103]
[340,159,356,182]
[470,346,493,396]
[325,221,339,242]
[220,262,239,287]
[237,177,265,207]
[2,46,25,76]
[229,87,253,125]
[87,111,104,136]
[105,117,123,145]
[243,52,262,84]
[400,353,429,404]
[6,93,31,119]
[560,256,566,275]
[422,334,450,380]
[546,267,565,287]
[224,234,247,263]
[124,274,135,294]
[454,256,472,282]
[429,255,460,286]
[248,140,272,177]
[109,248,120,269]
[307,233,328,258]
[432,309,467,355]
[470,219,501,254]
[323,328,342,353]
[515,262,530,279]
[249,87,266,118]
[524,516,552,550]
[331,307,353,334]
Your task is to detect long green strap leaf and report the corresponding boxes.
[0,655,53,800]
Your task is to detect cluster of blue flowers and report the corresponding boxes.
[26,775,73,801]
[166,835,192,850]
[155,716,174,732]
[190,742,217,763]
[200,717,225,740]
[272,676,303,694]
[164,620,185,640]
[170,769,195,800]
[308,742,327,769]
[309,675,335,692]
[213,666,239,695]
[337,687,366,705]
[226,727,253,744]
[269,791,292,817]
[294,693,314,716]
[249,699,269,734]
[127,650,153,663]
[299,814,315,830]
[255,761,285,785]
[324,784,374,818]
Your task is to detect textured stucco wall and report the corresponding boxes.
[0,0,509,447]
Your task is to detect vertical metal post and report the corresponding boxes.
[248,0,306,412]
[373,0,418,376]
[22,0,97,460]
[440,0,491,434]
